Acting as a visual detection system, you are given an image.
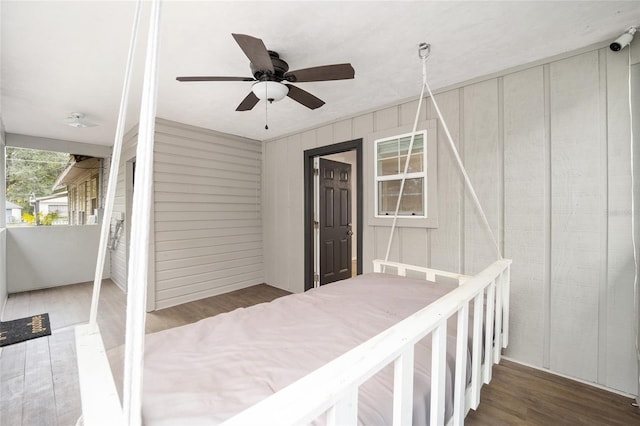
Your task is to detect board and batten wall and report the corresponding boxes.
[262,43,639,395]
[110,119,263,310]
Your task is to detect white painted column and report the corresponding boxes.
[121,0,162,424]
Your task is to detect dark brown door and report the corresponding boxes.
[319,158,352,285]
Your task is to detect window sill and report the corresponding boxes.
[368,216,439,228]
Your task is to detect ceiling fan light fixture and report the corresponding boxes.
[252,81,288,102]
[64,112,97,128]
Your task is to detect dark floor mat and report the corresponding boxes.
[0,313,51,347]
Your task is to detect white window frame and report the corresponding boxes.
[366,120,438,229]
[374,130,428,219]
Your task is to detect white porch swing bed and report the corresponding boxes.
[74,2,512,425]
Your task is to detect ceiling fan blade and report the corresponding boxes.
[176,76,254,82]
[232,33,274,73]
[236,91,260,111]
[284,64,354,82]
[285,84,325,110]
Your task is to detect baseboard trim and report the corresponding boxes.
[501,356,636,399]
[154,280,261,311]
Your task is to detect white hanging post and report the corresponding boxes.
[88,0,143,327]
[470,291,484,409]
[430,321,447,425]
[121,0,162,424]
[483,280,496,384]
[326,389,358,426]
[392,347,415,425]
[452,303,469,424]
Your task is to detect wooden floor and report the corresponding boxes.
[465,360,640,426]
[1,280,639,426]
[0,279,289,425]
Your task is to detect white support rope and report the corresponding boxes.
[383,44,429,264]
[88,0,143,327]
[121,0,162,424]
[628,46,640,408]
[384,44,502,267]
[422,55,503,261]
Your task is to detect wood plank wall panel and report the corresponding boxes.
[272,138,290,289]
[503,66,546,366]
[262,46,637,394]
[398,99,430,268]
[374,227,401,264]
[261,138,278,291]
[152,121,263,309]
[354,114,375,273]
[549,51,602,381]
[399,227,428,267]
[428,90,463,273]
[463,79,501,276]
[399,98,427,127]
[286,133,305,294]
[333,120,353,143]
[604,48,636,392]
[372,106,404,263]
[262,138,287,291]
[374,106,399,132]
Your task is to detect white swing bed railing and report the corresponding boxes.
[76,257,511,426]
[222,258,512,426]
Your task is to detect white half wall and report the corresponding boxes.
[7,225,108,292]
[262,43,640,395]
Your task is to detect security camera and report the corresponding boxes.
[610,26,637,51]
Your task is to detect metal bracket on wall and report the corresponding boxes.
[107,219,124,250]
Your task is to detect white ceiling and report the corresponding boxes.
[2,1,639,146]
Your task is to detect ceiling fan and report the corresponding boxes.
[64,112,98,128]
[176,34,355,112]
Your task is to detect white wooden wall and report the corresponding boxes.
[110,119,264,310]
[262,43,640,394]
[110,127,138,292]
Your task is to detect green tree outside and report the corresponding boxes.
[5,147,70,212]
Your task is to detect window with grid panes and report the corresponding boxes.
[375,131,427,217]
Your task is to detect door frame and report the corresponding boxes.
[304,139,363,291]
